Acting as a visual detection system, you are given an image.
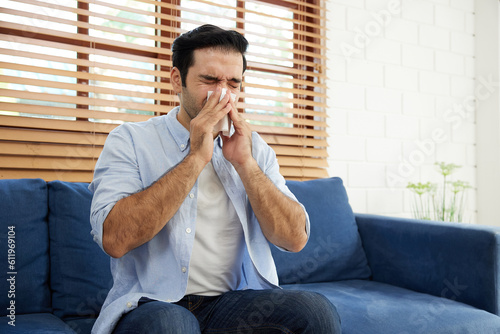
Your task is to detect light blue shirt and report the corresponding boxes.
[88,107,310,334]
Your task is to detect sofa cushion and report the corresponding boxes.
[0,178,51,315]
[64,318,96,334]
[283,280,500,334]
[356,213,500,316]
[0,313,76,333]
[48,181,112,321]
[272,177,371,284]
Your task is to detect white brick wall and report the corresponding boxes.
[325,0,477,222]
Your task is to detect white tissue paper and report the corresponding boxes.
[207,88,236,136]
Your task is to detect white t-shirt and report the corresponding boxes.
[185,161,244,296]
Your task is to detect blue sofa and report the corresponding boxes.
[1,177,500,333]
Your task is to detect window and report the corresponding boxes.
[0,0,327,181]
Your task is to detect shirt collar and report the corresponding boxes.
[165,106,190,152]
[215,135,223,148]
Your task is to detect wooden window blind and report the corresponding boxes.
[0,0,328,182]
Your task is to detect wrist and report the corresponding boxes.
[184,151,209,174]
[233,157,260,178]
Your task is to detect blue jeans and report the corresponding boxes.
[113,289,341,333]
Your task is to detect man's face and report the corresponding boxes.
[178,48,243,122]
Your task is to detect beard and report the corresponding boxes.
[180,86,204,121]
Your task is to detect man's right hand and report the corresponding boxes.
[187,87,232,166]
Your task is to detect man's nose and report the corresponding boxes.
[217,81,229,90]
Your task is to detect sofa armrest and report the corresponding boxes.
[355,213,500,315]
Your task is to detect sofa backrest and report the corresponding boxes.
[48,181,112,322]
[271,177,371,284]
[0,178,52,316]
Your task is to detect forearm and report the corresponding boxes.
[235,159,307,252]
[103,153,205,258]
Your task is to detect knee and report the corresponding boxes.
[149,303,200,333]
[285,290,342,333]
[115,301,200,334]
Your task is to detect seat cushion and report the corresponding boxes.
[283,280,500,334]
[48,181,112,321]
[0,178,51,315]
[0,313,76,333]
[64,318,96,334]
[272,177,371,284]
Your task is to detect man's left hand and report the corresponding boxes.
[221,100,254,171]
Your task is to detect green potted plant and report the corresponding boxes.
[407,162,471,222]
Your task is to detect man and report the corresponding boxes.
[89,24,341,334]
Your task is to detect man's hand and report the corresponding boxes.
[190,87,232,165]
[221,98,253,170]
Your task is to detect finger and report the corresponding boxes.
[199,90,229,120]
[194,100,232,136]
[228,105,248,131]
[204,87,222,108]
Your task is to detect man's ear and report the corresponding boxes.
[171,67,182,94]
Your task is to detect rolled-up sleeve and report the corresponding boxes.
[88,124,144,251]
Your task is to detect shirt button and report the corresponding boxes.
[186,228,191,234]
[181,267,187,273]
[180,144,185,149]
[189,193,194,199]
[126,302,132,308]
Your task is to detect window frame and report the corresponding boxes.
[0,0,327,181]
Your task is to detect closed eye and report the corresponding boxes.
[199,75,241,89]
[199,75,218,84]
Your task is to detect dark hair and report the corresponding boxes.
[171,24,248,86]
